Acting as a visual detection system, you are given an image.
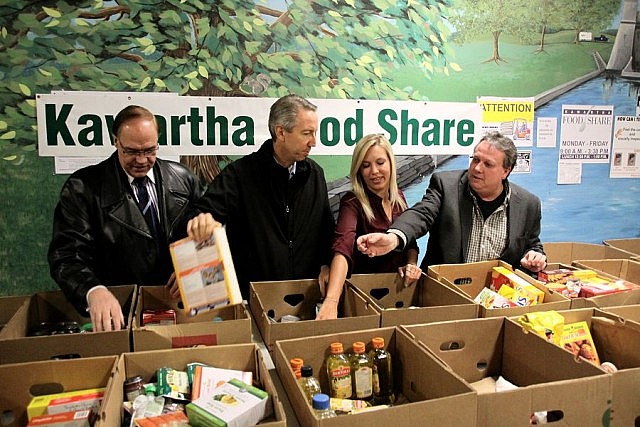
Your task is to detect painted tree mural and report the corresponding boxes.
[0,0,458,176]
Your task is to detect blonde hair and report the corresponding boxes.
[350,134,407,223]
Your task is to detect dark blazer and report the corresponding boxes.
[48,153,204,314]
[392,170,544,271]
[192,140,335,299]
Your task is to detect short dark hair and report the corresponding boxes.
[268,94,317,138]
[477,131,518,170]
[112,105,158,138]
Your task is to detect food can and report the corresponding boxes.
[124,375,145,402]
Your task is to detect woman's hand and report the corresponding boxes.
[399,263,422,287]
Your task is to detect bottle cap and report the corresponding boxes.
[372,337,385,348]
[312,393,330,410]
[600,361,618,373]
[330,342,344,354]
[290,358,304,369]
[352,341,365,353]
[301,365,314,377]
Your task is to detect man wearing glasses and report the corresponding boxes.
[48,105,204,331]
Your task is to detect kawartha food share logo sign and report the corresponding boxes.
[36,92,483,157]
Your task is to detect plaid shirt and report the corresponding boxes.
[465,183,510,263]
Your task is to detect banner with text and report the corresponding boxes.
[610,115,640,178]
[36,92,483,157]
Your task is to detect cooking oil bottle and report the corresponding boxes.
[350,341,373,401]
[326,342,352,398]
[369,336,394,404]
[298,364,322,404]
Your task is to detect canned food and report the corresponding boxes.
[124,375,145,402]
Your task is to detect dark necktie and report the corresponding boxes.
[133,176,159,239]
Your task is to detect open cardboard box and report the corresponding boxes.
[98,343,285,426]
[0,356,117,427]
[249,279,380,353]
[402,316,611,426]
[570,259,640,308]
[0,285,135,364]
[427,260,570,317]
[347,273,478,326]
[543,308,640,426]
[273,327,477,426]
[544,241,632,264]
[603,237,640,258]
[132,286,252,351]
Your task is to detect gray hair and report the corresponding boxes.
[477,131,517,170]
[268,94,317,138]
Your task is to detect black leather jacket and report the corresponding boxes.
[48,153,204,314]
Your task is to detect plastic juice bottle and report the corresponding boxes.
[312,393,337,419]
[326,342,352,398]
[350,341,373,401]
[298,365,322,404]
[369,336,394,404]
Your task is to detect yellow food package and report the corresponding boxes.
[517,310,565,345]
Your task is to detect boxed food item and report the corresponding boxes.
[191,365,253,400]
[428,260,570,317]
[186,378,269,427]
[571,259,640,308]
[27,410,93,427]
[132,286,252,351]
[561,321,601,365]
[403,317,611,426]
[474,287,516,309]
[0,356,116,427]
[27,388,105,420]
[347,273,478,326]
[274,327,477,427]
[249,279,380,352]
[0,286,135,364]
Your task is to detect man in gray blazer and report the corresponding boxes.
[357,131,547,273]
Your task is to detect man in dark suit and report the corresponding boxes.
[356,131,547,273]
[48,105,204,331]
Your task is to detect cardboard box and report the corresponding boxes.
[132,286,252,351]
[98,343,285,426]
[402,316,611,426]
[249,279,380,352]
[428,260,570,317]
[0,295,29,336]
[274,327,477,426]
[347,273,478,326]
[543,242,632,264]
[0,356,117,427]
[603,237,640,258]
[571,259,640,308]
[551,308,640,426]
[0,286,135,364]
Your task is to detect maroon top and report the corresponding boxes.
[331,189,418,275]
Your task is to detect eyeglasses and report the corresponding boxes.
[120,144,159,158]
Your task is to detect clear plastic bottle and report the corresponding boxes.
[312,393,337,419]
[326,342,352,398]
[369,336,394,405]
[298,364,322,404]
[350,341,373,401]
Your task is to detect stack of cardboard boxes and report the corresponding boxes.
[1,241,640,425]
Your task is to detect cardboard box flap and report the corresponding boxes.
[603,238,640,257]
[544,242,632,264]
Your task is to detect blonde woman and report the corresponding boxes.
[316,134,421,320]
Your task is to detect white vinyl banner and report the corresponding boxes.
[36,92,483,157]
